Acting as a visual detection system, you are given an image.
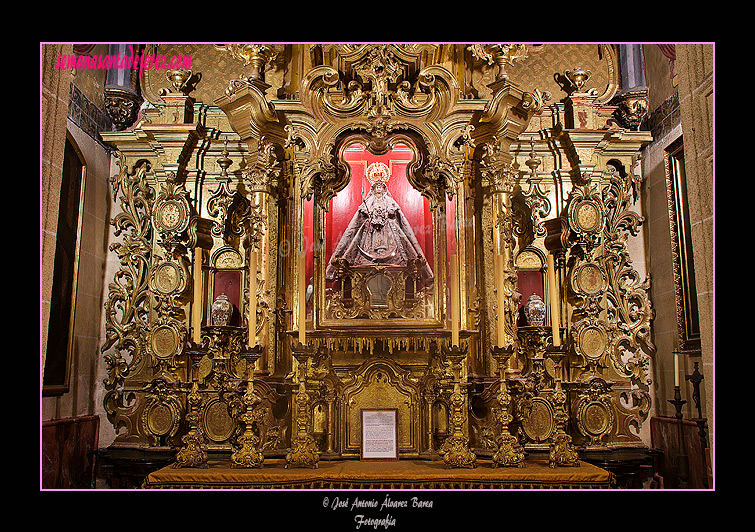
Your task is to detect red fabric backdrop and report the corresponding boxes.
[517,270,544,324]
[214,270,241,325]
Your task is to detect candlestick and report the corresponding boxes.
[547,253,560,347]
[248,250,258,347]
[668,385,689,488]
[674,351,680,387]
[686,361,710,488]
[450,254,460,346]
[298,254,306,345]
[494,253,505,347]
[192,247,203,344]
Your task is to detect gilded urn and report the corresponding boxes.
[524,294,546,326]
[211,293,233,326]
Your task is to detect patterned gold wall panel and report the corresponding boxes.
[142,44,251,105]
[510,44,614,98]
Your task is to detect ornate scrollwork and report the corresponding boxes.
[424,154,459,202]
[207,142,253,243]
[325,262,432,321]
[562,159,654,451]
[521,89,552,114]
[302,45,457,130]
[142,378,184,446]
[102,156,154,391]
[574,377,615,447]
[513,140,553,248]
[600,164,655,385]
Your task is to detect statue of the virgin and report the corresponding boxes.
[325,162,433,286]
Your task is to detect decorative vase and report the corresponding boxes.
[211,293,233,326]
[524,294,546,326]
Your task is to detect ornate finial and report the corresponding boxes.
[216,44,278,83]
[557,67,598,96]
[216,138,233,181]
[525,139,541,180]
[469,44,528,81]
[163,68,193,95]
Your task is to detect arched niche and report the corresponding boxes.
[307,130,454,329]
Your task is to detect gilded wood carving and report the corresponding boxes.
[100,44,654,466]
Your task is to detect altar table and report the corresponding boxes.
[143,458,613,489]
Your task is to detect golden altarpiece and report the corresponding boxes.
[99,44,654,480]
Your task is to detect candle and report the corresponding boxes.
[192,247,203,344]
[298,253,306,345]
[674,351,680,387]
[494,253,505,347]
[248,250,258,347]
[547,254,560,347]
[449,254,460,346]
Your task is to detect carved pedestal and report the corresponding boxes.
[173,348,209,469]
[231,345,265,468]
[438,345,476,469]
[491,346,525,468]
[286,342,320,469]
[546,344,579,468]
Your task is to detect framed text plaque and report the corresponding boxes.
[360,409,399,460]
